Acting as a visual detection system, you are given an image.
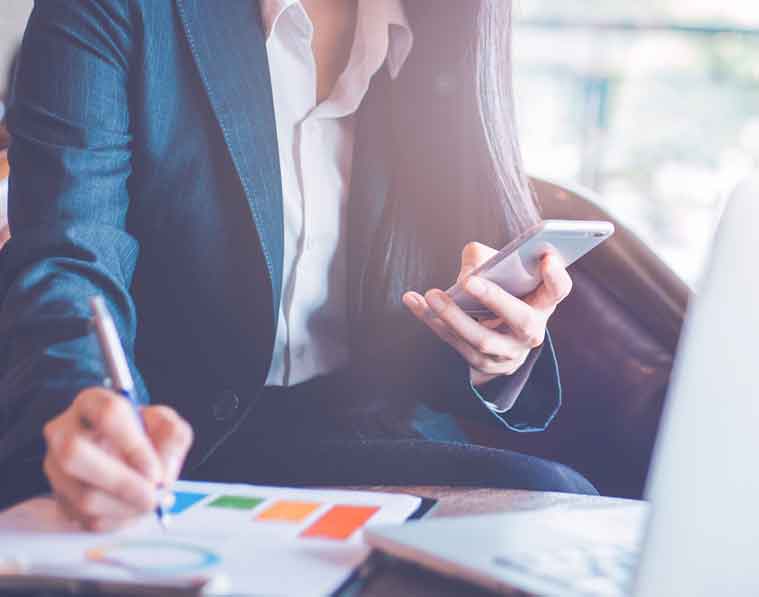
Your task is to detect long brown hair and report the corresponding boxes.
[356,0,538,338]
[477,0,538,230]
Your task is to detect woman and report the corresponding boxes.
[0,0,594,529]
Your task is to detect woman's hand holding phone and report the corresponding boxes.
[402,242,573,386]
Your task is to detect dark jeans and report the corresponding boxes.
[191,377,597,496]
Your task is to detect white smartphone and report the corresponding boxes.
[447,219,615,318]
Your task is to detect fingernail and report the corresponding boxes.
[403,293,422,309]
[167,456,182,483]
[426,291,447,312]
[466,276,486,296]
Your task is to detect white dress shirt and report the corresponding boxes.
[262,0,413,386]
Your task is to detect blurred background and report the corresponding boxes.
[513,1,759,285]
[3,1,759,284]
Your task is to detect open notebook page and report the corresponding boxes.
[0,480,422,596]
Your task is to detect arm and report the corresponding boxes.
[0,1,191,524]
[469,334,561,432]
[405,327,561,433]
[402,242,570,433]
[0,0,142,475]
[345,314,560,439]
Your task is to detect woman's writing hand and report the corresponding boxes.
[43,389,193,531]
[403,242,573,386]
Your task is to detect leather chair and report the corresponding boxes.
[469,177,691,499]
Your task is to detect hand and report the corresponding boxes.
[43,388,193,532]
[403,241,573,386]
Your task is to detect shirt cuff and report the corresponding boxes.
[468,331,562,433]
[470,344,543,414]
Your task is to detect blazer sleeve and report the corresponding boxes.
[0,1,147,481]
[350,308,562,436]
[468,333,562,432]
[414,329,562,433]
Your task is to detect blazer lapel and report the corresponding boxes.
[175,0,284,313]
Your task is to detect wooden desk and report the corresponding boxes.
[352,486,641,597]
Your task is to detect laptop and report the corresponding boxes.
[365,178,759,597]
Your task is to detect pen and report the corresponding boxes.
[89,295,172,530]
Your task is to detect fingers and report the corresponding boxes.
[403,292,481,355]
[44,416,158,512]
[74,389,162,483]
[42,392,193,534]
[141,406,194,485]
[403,291,529,377]
[44,456,142,531]
[403,245,572,385]
[457,242,498,284]
[527,254,573,312]
[459,277,547,349]
[424,289,524,356]
[41,387,173,532]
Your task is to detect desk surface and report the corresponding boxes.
[352,486,640,597]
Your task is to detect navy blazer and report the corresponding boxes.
[0,0,561,497]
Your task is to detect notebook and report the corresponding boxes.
[0,480,434,596]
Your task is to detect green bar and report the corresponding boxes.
[208,495,265,510]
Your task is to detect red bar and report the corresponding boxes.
[300,505,380,540]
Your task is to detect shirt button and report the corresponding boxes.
[212,390,240,422]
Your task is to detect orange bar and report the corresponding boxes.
[300,505,380,540]
[255,500,321,523]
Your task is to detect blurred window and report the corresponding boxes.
[513,1,759,284]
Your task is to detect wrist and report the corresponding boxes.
[470,369,502,388]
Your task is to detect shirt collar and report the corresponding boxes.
[260,0,298,39]
[260,0,413,80]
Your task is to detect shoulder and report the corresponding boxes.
[31,0,139,24]
[26,0,177,65]
[29,1,175,37]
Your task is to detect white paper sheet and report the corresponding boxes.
[0,480,422,596]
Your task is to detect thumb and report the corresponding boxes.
[458,242,498,283]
